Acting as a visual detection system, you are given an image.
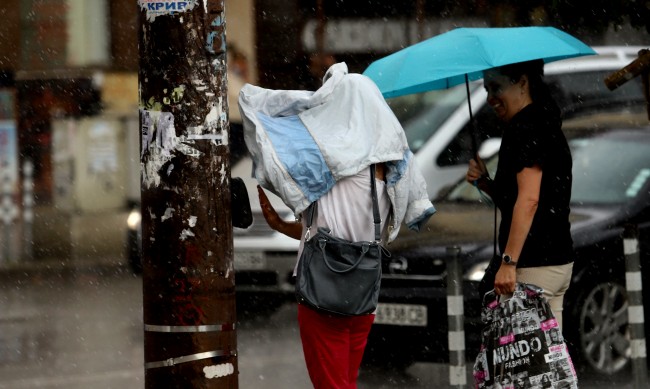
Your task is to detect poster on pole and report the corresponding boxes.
[137,0,198,21]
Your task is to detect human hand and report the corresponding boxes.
[466,154,487,184]
[257,185,280,227]
[257,185,303,240]
[494,265,516,295]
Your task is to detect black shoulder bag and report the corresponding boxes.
[295,165,389,316]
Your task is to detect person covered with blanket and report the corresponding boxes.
[239,63,435,389]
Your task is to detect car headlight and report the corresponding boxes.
[127,209,141,230]
[465,260,490,282]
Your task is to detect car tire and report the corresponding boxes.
[566,278,630,377]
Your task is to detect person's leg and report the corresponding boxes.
[298,304,351,389]
[346,314,375,389]
[516,263,573,330]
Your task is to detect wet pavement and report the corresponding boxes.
[0,267,639,388]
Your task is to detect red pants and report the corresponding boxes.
[297,304,375,389]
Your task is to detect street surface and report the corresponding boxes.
[0,268,636,388]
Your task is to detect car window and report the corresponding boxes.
[424,70,645,169]
[436,103,505,167]
[386,65,647,184]
[443,130,650,206]
[547,71,645,117]
[571,133,650,205]
[386,83,478,153]
[445,157,498,202]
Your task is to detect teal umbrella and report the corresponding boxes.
[363,26,596,153]
[364,26,596,99]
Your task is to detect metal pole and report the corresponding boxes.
[623,224,648,389]
[22,159,34,261]
[138,1,237,387]
[446,246,466,388]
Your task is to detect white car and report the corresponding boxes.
[231,157,298,310]
[388,46,648,199]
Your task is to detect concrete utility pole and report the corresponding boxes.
[137,1,237,387]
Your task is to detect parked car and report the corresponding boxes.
[363,114,650,379]
[229,156,299,313]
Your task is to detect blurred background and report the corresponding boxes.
[0,1,649,388]
[0,0,647,269]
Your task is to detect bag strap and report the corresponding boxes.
[370,164,381,242]
[305,164,381,242]
[318,240,372,274]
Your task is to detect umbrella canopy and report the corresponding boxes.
[364,26,597,99]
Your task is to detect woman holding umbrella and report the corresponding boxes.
[465,59,574,329]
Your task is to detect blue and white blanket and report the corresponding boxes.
[238,63,435,242]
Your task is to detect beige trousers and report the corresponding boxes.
[516,263,574,330]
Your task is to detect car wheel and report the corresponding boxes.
[572,280,630,376]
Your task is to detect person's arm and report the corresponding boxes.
[257,185,302,240]
[494,165,542,295]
